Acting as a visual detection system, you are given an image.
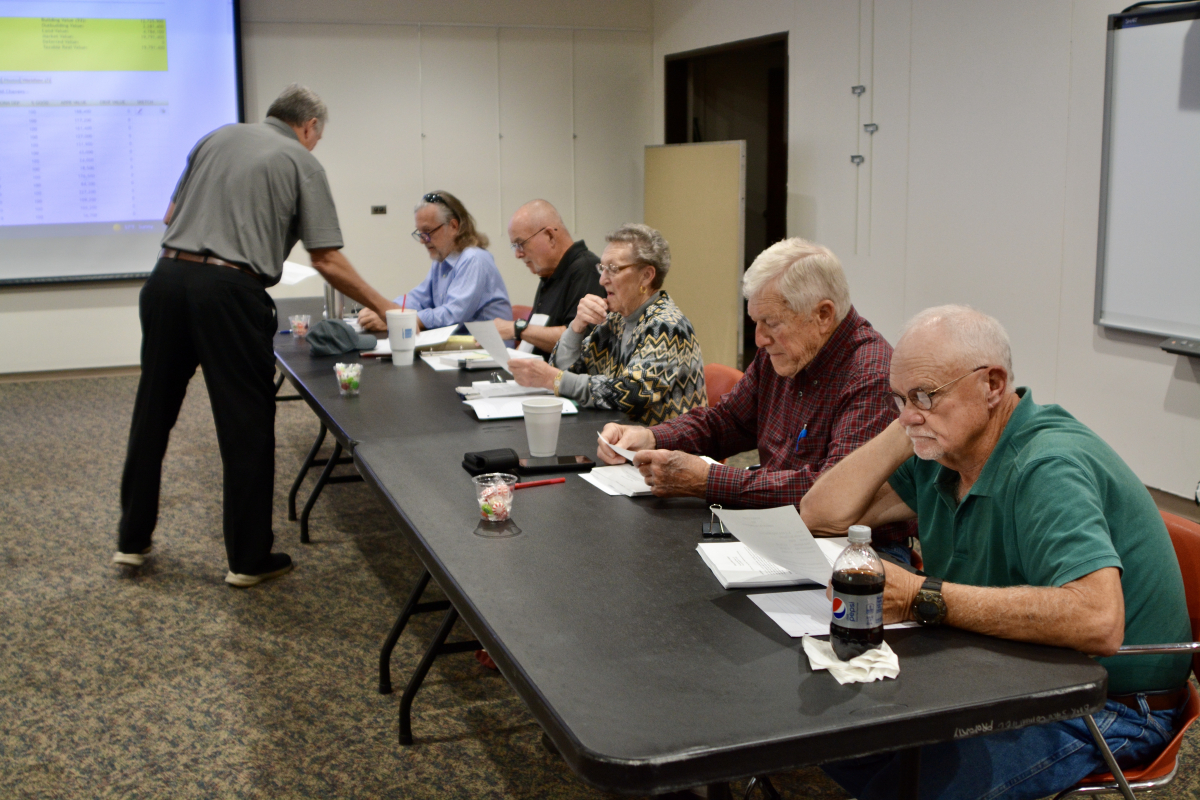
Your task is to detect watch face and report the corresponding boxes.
[916,600,939,620]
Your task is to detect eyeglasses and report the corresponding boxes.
[423,192,445,205]
[887,365,988,413]
[596,262,643,278]
[411,223,445,244]
[510,227,548,253]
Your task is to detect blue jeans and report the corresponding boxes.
[875,541,914,566]
[822,696,1182,800]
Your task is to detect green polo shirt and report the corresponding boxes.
[888,388,1190,694]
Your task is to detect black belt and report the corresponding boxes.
[1107,685,1189,713]
[161,248,264,283]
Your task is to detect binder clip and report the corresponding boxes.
[489,371,507,384]
[702,504,733,538]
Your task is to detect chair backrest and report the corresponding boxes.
[1161,510,1200,678]
[512,305,533,322]
[704,363,744,408]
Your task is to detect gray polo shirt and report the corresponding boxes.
[161,117,343,286]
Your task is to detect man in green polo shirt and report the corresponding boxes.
[800,304,1191,800]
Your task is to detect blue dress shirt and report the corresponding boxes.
[400,247,512,330]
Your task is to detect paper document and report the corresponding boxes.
[279,260,319,286]
[362,338,391,355]
[464,396,578,420]
[468,380,551,399]
[696,542,815,589]
[597,431,637,462]
[516,313,550,353]
[577,465,654,496]
[465,320,514,372]
[712,506,836,587]
[748,590,918,639]
[421,349,482,371]
[416,324,457,349]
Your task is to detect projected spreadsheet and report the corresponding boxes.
[0,104,173,226]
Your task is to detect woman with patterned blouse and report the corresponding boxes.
[509,223,706,425]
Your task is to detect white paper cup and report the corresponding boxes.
[386,310,419,367]
[522,397,564,457]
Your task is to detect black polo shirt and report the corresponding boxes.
[528,239,604,356]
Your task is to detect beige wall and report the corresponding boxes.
[0,0,652,374]
[653,0,1200,497]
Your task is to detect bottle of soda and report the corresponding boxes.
[830,524,886,661]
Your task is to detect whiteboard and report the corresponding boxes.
[1095,6,1200,340]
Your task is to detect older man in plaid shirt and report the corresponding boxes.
[597,237,914,560]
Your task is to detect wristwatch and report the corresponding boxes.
[912,577,947,626]
[513,318,529,342]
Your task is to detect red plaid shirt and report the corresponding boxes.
[650,306,914,545]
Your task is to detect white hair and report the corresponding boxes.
[742,238,851,319]
[900,304,1015,386]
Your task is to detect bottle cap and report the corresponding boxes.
[848,524,871,544]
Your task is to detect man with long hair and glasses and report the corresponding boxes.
[358,191,510,332]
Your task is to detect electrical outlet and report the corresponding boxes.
[371,205,387,215]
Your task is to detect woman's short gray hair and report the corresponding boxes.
[606,224,671,289]
[900,304,1015,385]
[266,84,328,127]
[742,238,851,319]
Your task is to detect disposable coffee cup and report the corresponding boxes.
[386,309,419,367]
[521,397,564,457]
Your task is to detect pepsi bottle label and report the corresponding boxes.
[831,590,883,630]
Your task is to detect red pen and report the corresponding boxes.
[514,477,566,490]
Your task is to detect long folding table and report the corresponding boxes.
[272,297,1108,798]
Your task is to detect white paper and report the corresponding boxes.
[362,338,391,355]
[416,324,457,349]
[696,542,810,589]
[577,464,654,496]
[279,260,319,285]
[749,590,918,639]
[465,320,514,372]
[470,380,552,399]
[516,313,551,353]
[712,505,836,587]
[463,396,578,420]
[597,431,637,462]
[421,350,475,371]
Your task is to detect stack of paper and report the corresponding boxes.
[748,590,917,638]
[578,464,655,496]
[463,396,578,420]
[696,537,849,589]
[456,380,552,400]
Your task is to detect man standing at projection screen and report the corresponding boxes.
[113,84,398,587]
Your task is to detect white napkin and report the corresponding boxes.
[802,636,899,685]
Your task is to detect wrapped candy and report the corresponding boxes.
[473,473,517,521]
[333,362,362,396]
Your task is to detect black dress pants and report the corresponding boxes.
[118,257,279,574]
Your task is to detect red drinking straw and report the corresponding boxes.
[514,477,567,490]
[401,294,406,312]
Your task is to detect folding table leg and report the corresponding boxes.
[288,424,327,521]
[299,439,342,544]
[707,783,732,800]
[379,570,451,694]
[399,606,460,746]
[897,747,920,800]
[1083,713,1135,800]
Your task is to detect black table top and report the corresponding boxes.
[274,296,1108,795]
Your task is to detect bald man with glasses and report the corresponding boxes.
[494,200,602,357]
[802,304,1192,800]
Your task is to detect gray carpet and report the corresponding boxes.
[0,374,1195,799]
